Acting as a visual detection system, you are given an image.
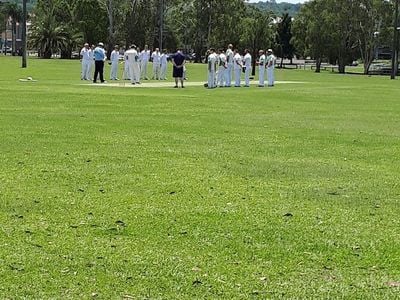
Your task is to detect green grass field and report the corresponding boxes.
[1,56,400,299]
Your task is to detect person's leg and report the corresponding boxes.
[99,61,104,82]
[174,77,178,87]
[259,68,264,87]
[81,61,86,80]
[93,61,99,82]
[180,77,184,88]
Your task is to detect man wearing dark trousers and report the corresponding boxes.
[93,42,106,83]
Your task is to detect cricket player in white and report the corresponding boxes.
[225,44,234,87]
[266,49,276,87]
[233,49,242,87]
[125,45,140,85]
[80,43,92,80]
[123,47,130,80]
[258,50,266,87]
[110,45,120,80]
[140,45,150,80]
[160,49,168,80]
[217,49,227,87]
[207,48,217,89]
[243,49,252,87]
[151,48,161,80]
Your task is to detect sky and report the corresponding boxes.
[248,0,307,3]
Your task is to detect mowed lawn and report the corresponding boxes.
[1,56,400,299]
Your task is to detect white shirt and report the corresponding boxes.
[125,49,139,65]
[226,49,234,64]
[233,53,242,70]
[208,53,217,71]
[243,53,252,68]
[267,54,276,68]
[110,50,119,62]
[160,53,168,65]
[152,51,161,64]
[218,53,227,68]
[80,47,91,61]
[259,54,266,69]
[140,50,150,62]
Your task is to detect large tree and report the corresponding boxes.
[276,13,295,67]
[3,2,22,56]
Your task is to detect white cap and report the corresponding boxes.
[267,49,273,53]
[98,42,104,47]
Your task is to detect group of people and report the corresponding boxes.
[80,42,276,88]
[206,44,276,89]
[80,42,172,84]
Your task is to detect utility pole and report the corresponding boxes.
[159,0,165,50]
[22,0,27,68]
[391,0,399,79]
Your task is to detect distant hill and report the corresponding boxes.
[248,0,302,16]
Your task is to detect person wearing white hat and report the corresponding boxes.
[110,45,120,80]
[125,44,141,85]
[217,49,227,87]
[258,50,266,87]
[207,48,218,89]
[80,43,92,80]
[160,49,168,80]
[93,42,106,83]
[225,44,234,87]
[266,49,276,87]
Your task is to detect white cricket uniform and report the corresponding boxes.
[267,54,276,86]
[243,53,252,87]
[160,53,168,80]
[258,54,266,87]
[140,50,150,79]
[225,48,234,87]
[123,51,130,80]
[217,53,227,87]
[110,50,119,80]
[233,53,242,87]
[151,51,161,80]
[207,53,217,88]
[125,49,140,84]
[80,47,92,80]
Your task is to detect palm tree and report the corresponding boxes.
[3,2,22,56]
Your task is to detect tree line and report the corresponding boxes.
[2,0,398,75]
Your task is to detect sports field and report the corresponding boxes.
[1,56,400,299]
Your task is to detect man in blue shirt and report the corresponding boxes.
[93,42,106,83]
[172,48,185,88]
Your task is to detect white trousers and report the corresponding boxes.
[81,60,91,80]
[244,66,251,86]
[217,67,226,87]
[124,62,130,79]
[208,70,216,88]
[234,68,241,87]
[140,60,148,79]
[226,63,233,87]
[160,64,167,80]
[110,61,119,80]
[267,67,275,86]
[153,63,161,80]
[259,67,265,86]
[129,63,141,83]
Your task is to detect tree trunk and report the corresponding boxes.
[338,57,346,73]
[106,0,114,59]
[251,40,256,76]
[11,21,16,56]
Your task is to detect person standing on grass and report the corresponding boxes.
[80,43,91,80]
[110,45,120,80]
[258,50,266,87]
[233,49,242,87]
[225,44,234,87]
[243,49,252,87]
[140,45,150,80]
[125,44,140,85]
[217,48,227,87]
[172,48,185,88]
[266,49,276,87]
[207,48,217,89]
[88,44,95,80]
[151,48,161,80]
[160,49,168,80]
[93,42,106,83]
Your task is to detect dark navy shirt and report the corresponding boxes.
[173,52,185,66]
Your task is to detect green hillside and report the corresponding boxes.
[248,0,302,16]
